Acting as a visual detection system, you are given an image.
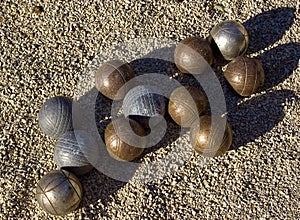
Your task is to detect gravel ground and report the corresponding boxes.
[0,0,299,219]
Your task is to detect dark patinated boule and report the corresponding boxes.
[168,86,208,127]
[95,59,135,100]
[210,20,249,60]
[123,85,166,130]
[35,169,82,216]
[190,115,232,157]
[105,118,146,161]
[38,96,73,139]
[174,37,213,74]
[224,56,265,96]
[54,130,95,176]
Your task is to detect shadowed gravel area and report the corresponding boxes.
[0,0,299,219]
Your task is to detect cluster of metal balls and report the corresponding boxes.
[35,20,265,216]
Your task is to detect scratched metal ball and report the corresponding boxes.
[168,86,208,127]
[38,96,73,138]
[210,20,249,60]
[224,56,265,96]
[123,85,166,130]
[54,130,95,175]
[35,169,82,216]
[174,37,213,74]
[95,59,135,100]
[190,115,233,157]
[104,118,146,161]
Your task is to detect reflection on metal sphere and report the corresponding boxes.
[35,169,82,215]
[210,20,249,60]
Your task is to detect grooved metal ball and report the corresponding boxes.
[190,115,233,157]
[38,96,73,139]
[35,169,82,216]
[123,85,166,129]
[174,37,213,74]
[95,59,135,100]
[104,118,146,161]
[210,20,249,60]
[224,56,265,96]
[54,130,94,176]
[168,86,208,127]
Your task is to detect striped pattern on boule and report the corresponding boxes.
[168,86,208,127]
[190,115,233,157]
[35,170,82,216]
[38,96,73,139]
[104,118,146,161]
[54,130,94,175]
[123,85,166,129]
[224,56,265,96]
[174,37,213,74]
[95,59,135,100]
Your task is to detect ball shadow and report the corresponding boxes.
[79,170,127,218]
[73,88,131,216]
[129,57,177,77]
[129,56,183,157]
[256,42,300,90]
[227,89,297,149]
[73,87,112,133]
[72,35,299,212]
[243,7,296,54]
[129,45,177,77]
[73,53,184,213]
[138,114,185,158]
[94,90,114,138]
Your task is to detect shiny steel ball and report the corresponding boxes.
[210,20,249,60]
[38,96,73,138]
[54,130,94,176]
[104,118,146,161]
[168,86,208,127]
[190,115,232,157]
[174,37,213,74]
[95,59,135,100]
[123,85,166,129]
[224,56,265,96]
[35,169,82,216]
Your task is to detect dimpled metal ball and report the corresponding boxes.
[190,115,233,157]
[123,85,166,129]
[105,118,146,161]
[168,86,208,127]
[174,37,213,74]
[38,96,73,138]
[35,169,82,216]
[210,20,249,60]
[95,59,135,100]
[224,56,265,96]
[54,130,94,176]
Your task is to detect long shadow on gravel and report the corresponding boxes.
[73,19,299,210]
[257,43,300,91]
[129,56,183,156]
[224,42,300,114]
[79,170,127,219]
[222,7,299,150]
[73,55,183,215]
[211,7,296,67]
[73,89,127,217]
[222,41,299,149]
[227,89,298,149]
[243,7,296,54]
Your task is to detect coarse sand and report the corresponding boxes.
[0,0,299,219]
